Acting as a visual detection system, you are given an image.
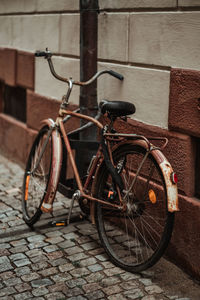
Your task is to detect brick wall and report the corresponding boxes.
[0,0,200,279]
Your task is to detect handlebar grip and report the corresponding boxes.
[108,70,124,81]
[35,51,47,57]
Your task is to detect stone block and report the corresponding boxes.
[98,13,129,62]
[100,0,176,9]
[4,48,17,86]
[179,0,200,7]
[27,90,79,131]
[12,14,60,52]
[0,82,3,113]
[27,90,60,130]
[36,0,79,11]
[129,12,200,70]
[169,68,200,137]
[35,56,80,103]
[114,117,195,197]
[0,0,36,13]
[0,16,12,48]
[17,51,34,89]
[0,113,37,165]
[60,14,80,56]
[169,194,200,279]
[0,48,5,81]
[98,62,170,128]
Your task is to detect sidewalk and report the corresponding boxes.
[0,153,199,300]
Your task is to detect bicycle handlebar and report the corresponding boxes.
[35,49,124,86]
[35,50,49,57]
[107,70,124,81]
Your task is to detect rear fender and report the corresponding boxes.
[151,149,179,212]
[92,139,178,213]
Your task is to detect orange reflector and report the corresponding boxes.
[148,189,157,204]
[55,222,66,226]
[25,175,30,201]
[108,190,114,198]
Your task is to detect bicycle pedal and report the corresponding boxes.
[50,220,68,227]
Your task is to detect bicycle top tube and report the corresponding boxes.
[35,49,124,86]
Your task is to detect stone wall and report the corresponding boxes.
[0,0,200,279]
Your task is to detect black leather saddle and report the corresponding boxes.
[100,100,136,117]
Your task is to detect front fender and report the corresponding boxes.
[39,120,63,213]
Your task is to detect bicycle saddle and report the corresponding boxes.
[100,100,136,117]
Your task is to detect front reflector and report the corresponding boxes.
[25,175,30,201]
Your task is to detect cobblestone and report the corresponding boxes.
[14,291,33,300]
[13,258,31,267]
[0,262,13,272]
[0,154,199,300]
[101,275,121,287]
[32,286,49,297]
[58,262,74,272]
[21,272,40,282]
[15,282,31,293]
[88,263,103,272]
[145,284,163,294]
[103,284,122,295]
[124,288,144,299]
[31,278,53,288]
[43,244,59,253]
[10,245,29,254]
[4,276,22,287]
[10,239,27,247]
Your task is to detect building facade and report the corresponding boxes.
[0,0,200,279]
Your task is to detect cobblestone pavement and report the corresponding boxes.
[0,154,199,300]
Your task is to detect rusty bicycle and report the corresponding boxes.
[22,49,179,273]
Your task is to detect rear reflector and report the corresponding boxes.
[171,172,178,184]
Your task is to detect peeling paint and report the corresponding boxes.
[160,160,179,212]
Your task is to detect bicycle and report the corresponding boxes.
[22,49,179,273]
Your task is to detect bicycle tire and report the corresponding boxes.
[22,126,53,227]
[95,143,174,273]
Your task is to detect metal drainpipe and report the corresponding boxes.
[78,0,99,178]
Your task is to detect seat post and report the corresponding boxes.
[107,115,116,132]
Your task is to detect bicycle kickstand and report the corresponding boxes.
[67,190,81,225]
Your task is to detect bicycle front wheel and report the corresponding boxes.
[95,143,174,272]
[22,126,53,226]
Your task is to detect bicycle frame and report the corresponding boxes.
[39,108,179,218]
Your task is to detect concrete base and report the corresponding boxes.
[0,113,36,166]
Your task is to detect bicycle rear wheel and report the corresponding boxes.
[95,143,174,272]
[22,126,53,226]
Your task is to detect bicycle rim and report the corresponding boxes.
[22,126,52,226]
[95,144,174,272]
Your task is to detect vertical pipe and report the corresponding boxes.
[80,0,99,124]
[78,0,99,177]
